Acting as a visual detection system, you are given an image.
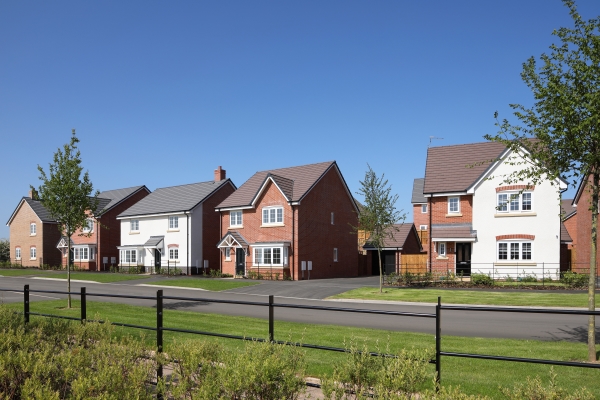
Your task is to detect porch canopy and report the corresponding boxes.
[431,224,477,242]
[217,231,249,254]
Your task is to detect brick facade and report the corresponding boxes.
[575,176,600,273]
[430,195,473,224]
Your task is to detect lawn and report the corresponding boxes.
[0,269,53,277]
[46,272,151,283]
[143,278,260,291]
[330,287,599,308]
[5,300,599,399]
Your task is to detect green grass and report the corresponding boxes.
[143,278,260,291]
[48,272,151,283]
[0,269,53,277]
[4,300,599,399]
[330,287,598,308]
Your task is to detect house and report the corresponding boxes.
[571,176,600,273]
[117,167,235,274]
[418,141,566,279]
[362,223,424,275]
[411,178,429,247]
[215,161,360,280]
[56,185,151,271]
[6,189,62,267]
[560,199,576,272]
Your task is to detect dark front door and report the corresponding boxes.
[154,249,161,272]
[456,243,471,276]
[236,248,245,275]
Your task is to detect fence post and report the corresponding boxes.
[156,289,163,399]
[24,284,29,324]
[81,287,86,323]
[435,296,441,389]
[269,295,274,343]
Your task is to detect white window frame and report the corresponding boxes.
[497,192,534,213]
[130,220,139,232]
[497,241,533,261]
[169,216,179,230]
[262,206,284,225]
[169,248,179,260]
[333,248,338,262]
[448,197,460,214]
[419,225,428,230]
[253,246,288,266]
[230,211,243,227]
[120,249,137,264]
[82,218,94,233]
[421,204,428,213]
[437,242,446,257]
[225,247,231,261]
[30,247,37,259]
[15,247,21,260]
[30,223,36,235]
[74,246,95,261]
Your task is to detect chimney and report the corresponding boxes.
[214,166,226,182]
[28,188,38,200]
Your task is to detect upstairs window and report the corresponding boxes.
[497,192,534,213]
[331,212,335,225]
[82,218,94,233]
[262,206,283,225]
[230,211,243,227]
[130,220,139,232]
[333,248,338,262]
[169,216,179,230]
[30,223,36,235]
[448,197,460,213]
[421,204,428,213]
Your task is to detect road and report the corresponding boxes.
[0,275,598,343]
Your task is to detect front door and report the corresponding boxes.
[154,249,161,272]
[456,243,471,276]
[236,248,246,275]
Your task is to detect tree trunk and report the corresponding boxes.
[67,232,72,309]
[378,248,383,293]
[588,173,598,362]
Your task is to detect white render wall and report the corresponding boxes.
[119,212,189,272]
[471,150,564,280]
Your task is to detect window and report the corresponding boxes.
[333,248,338,262]
[419,225,428,230]
[169,216,179,230]
[448,197,460,213]
[30,247,37,259]
[130,220,139,231]
[421,204,428,213]
[437,242,446,257]
[331,212,335,225]
[230,211,243,227]
[262,206,283,225]
[74,246,95,261]
[120,249,137,263]
[169,248,179,260]
[225,247,231,261]
[30,223,36,235]
[497,192,533,213]
[82,218,93,233]
[498,242,533,261]
[15,247,21,260]
[253,246,288,266]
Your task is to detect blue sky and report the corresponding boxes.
[1,0,598,239]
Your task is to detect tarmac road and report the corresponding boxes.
[0,274,598,344]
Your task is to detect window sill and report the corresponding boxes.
[30,234,36,237]
[167,229,180,232]
[436,256,449,260]
[168,260,180,263]
[15,258,21,261]
[494,212,537,218]
[252,265,286,269]
[229,226,243,230]
[129,231,140,235]
[260,223,285,228]
[494,262,536,266]
[445,213,462,217]
[30,258,37,261]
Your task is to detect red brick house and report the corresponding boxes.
[560,199,576,272]
[215,161,360,280]
[362,223,423,275]
[56,186,151,271]
[6,190,63,267]
[571,176,600,273]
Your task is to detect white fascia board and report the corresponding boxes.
[215,205,254,212]
[116,211,186,220]
[467,148,511,194]
[427,192,468,198]
[251,176,289,207]
[431,237,476,242]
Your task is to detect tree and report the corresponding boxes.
[34,129,98,308]
[485,0,600,362]
[356,165,404,293]
[0,238,9,263]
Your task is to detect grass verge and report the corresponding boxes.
[4,299,599,399]
[330,287,599,308]
[43,272,150,283]
[143,278,260,291]
[0,269,53,277]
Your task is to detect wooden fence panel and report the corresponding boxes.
[400,254,428,274]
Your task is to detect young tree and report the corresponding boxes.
[356,165,404,293]
[34,129,98,308]
[485,0,599,361]
[0,239,9,263]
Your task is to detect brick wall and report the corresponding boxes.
[575,177,600,273]
[202,182,235,273]
[430,195,473,224]
[413,203,429,229]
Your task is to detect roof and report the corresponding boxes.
[560,222,573,243]
[96,186,149,215]
[118,179,234,218]
[216,161,357,211]
[430,224,477,241]
[6,197,56,226]
[411,178,426,203]
[363,223,421,250]
[423,142,507,194]
[144,236,164,247]
[217,230,250,248]
[561,199,576,221]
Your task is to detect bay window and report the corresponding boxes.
[253,246,288,266]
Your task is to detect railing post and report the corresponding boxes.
[269,295,274,343]
[81,287,86,323]
[24,284,29,324]
[156,289,163,399]
[435,296,441,390]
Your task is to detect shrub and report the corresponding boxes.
[520,273,538,283]
[471,273,493,286]
[500,368,593,400]
[560,271,589,288]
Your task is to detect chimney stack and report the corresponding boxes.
[214,166,226,182]
[28,188,38,200]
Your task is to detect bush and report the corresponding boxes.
[520,273,538,283]
[500,368,593,400]
[471,273,493,286]
[560,271,589,288]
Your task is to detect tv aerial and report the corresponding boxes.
[428,136,444,147]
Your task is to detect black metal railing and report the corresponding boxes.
[5,284,600,398]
